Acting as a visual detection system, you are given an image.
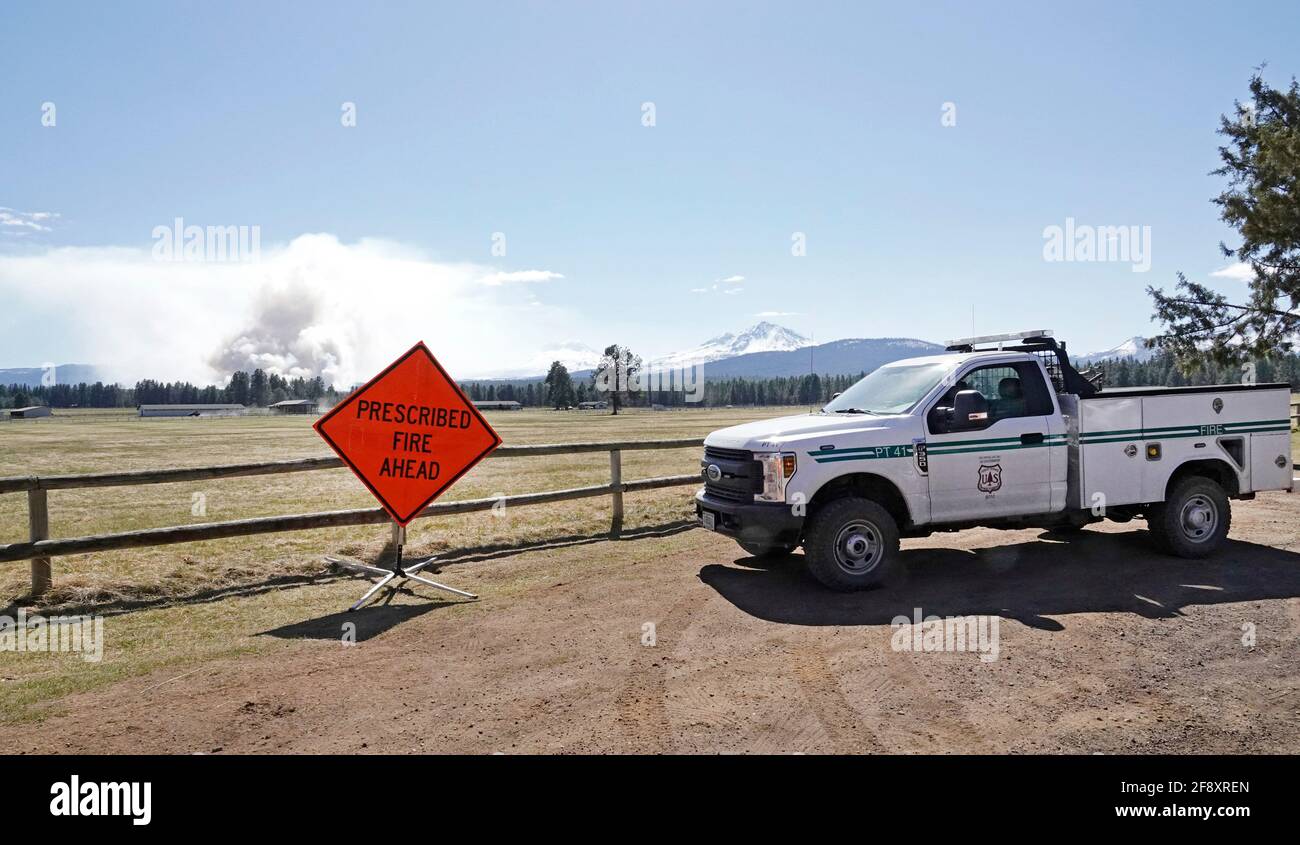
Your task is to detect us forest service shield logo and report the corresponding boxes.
[977,462,1003,494]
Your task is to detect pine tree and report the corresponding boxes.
[1149,71,1300,365]
[593,344,641,414]
[543,361,576,409]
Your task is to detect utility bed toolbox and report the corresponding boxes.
[1078,384,1292,507]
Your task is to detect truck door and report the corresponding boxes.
[925,361,1059,522]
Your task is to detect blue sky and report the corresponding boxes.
[1,1,1297,383]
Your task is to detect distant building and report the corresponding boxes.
[474,400,523,411]
[139,404,245,418]
[9,405,51,419]
[577,400,608,410]
[269,399,319,414]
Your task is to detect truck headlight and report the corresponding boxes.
[755,451,796,502]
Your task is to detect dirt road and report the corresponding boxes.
[5,492,1300,754]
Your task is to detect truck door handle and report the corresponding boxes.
[1021,432,1045,445]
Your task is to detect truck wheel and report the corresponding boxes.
[737,540,796,559]
[803,497,901,591]
[1148,476,1231,558]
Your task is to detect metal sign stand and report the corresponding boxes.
[326,522,478,612]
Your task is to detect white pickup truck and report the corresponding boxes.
[695,331,1294,591]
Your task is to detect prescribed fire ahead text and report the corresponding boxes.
[378,430,441,480]
[313,341,502,525]
[355,399,474,430]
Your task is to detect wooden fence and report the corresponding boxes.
[0,438,705,596]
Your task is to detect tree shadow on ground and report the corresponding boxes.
[700,528,1300,631]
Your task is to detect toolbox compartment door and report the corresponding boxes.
[1249,432,1293,492]
[1079,397,1144,508]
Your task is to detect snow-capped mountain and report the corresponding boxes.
[701,337,945,378]
[472,324,934,381]
[652,321,812,368]
[1074,336,1156,364]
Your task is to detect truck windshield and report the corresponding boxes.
[822,363,949,415]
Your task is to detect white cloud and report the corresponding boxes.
[1210,262,1254,282]
[0,207,60,234]
[754,311,800,317]
[692,275,746,295]
[0,234,578,386]
[480,269,564,286]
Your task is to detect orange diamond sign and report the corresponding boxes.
[314,342,502,525]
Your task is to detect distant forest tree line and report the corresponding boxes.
[3,351,1296,412]
[0,369,340,410]
[459,371,869,408]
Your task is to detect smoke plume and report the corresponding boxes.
[208,282,344,385]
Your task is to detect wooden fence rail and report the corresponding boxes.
[0,438,706,596]
[0,438,703,494]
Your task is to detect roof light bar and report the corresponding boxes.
[945,329,1054,350]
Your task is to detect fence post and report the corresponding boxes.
[609,449,623,538]
[27,488,51,597]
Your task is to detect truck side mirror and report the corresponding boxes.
[952,390,990,430]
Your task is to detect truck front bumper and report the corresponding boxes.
[694,488,804,547]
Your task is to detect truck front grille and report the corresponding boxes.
[704,446,753,462]
[704,483,752,503]
[701,445,762,502]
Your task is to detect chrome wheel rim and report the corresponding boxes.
[833,520,882,575]
[1178,494,1218,543]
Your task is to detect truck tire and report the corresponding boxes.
[1147,476,1231,558]
[803,497,901,591]
[737,540,797,559]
